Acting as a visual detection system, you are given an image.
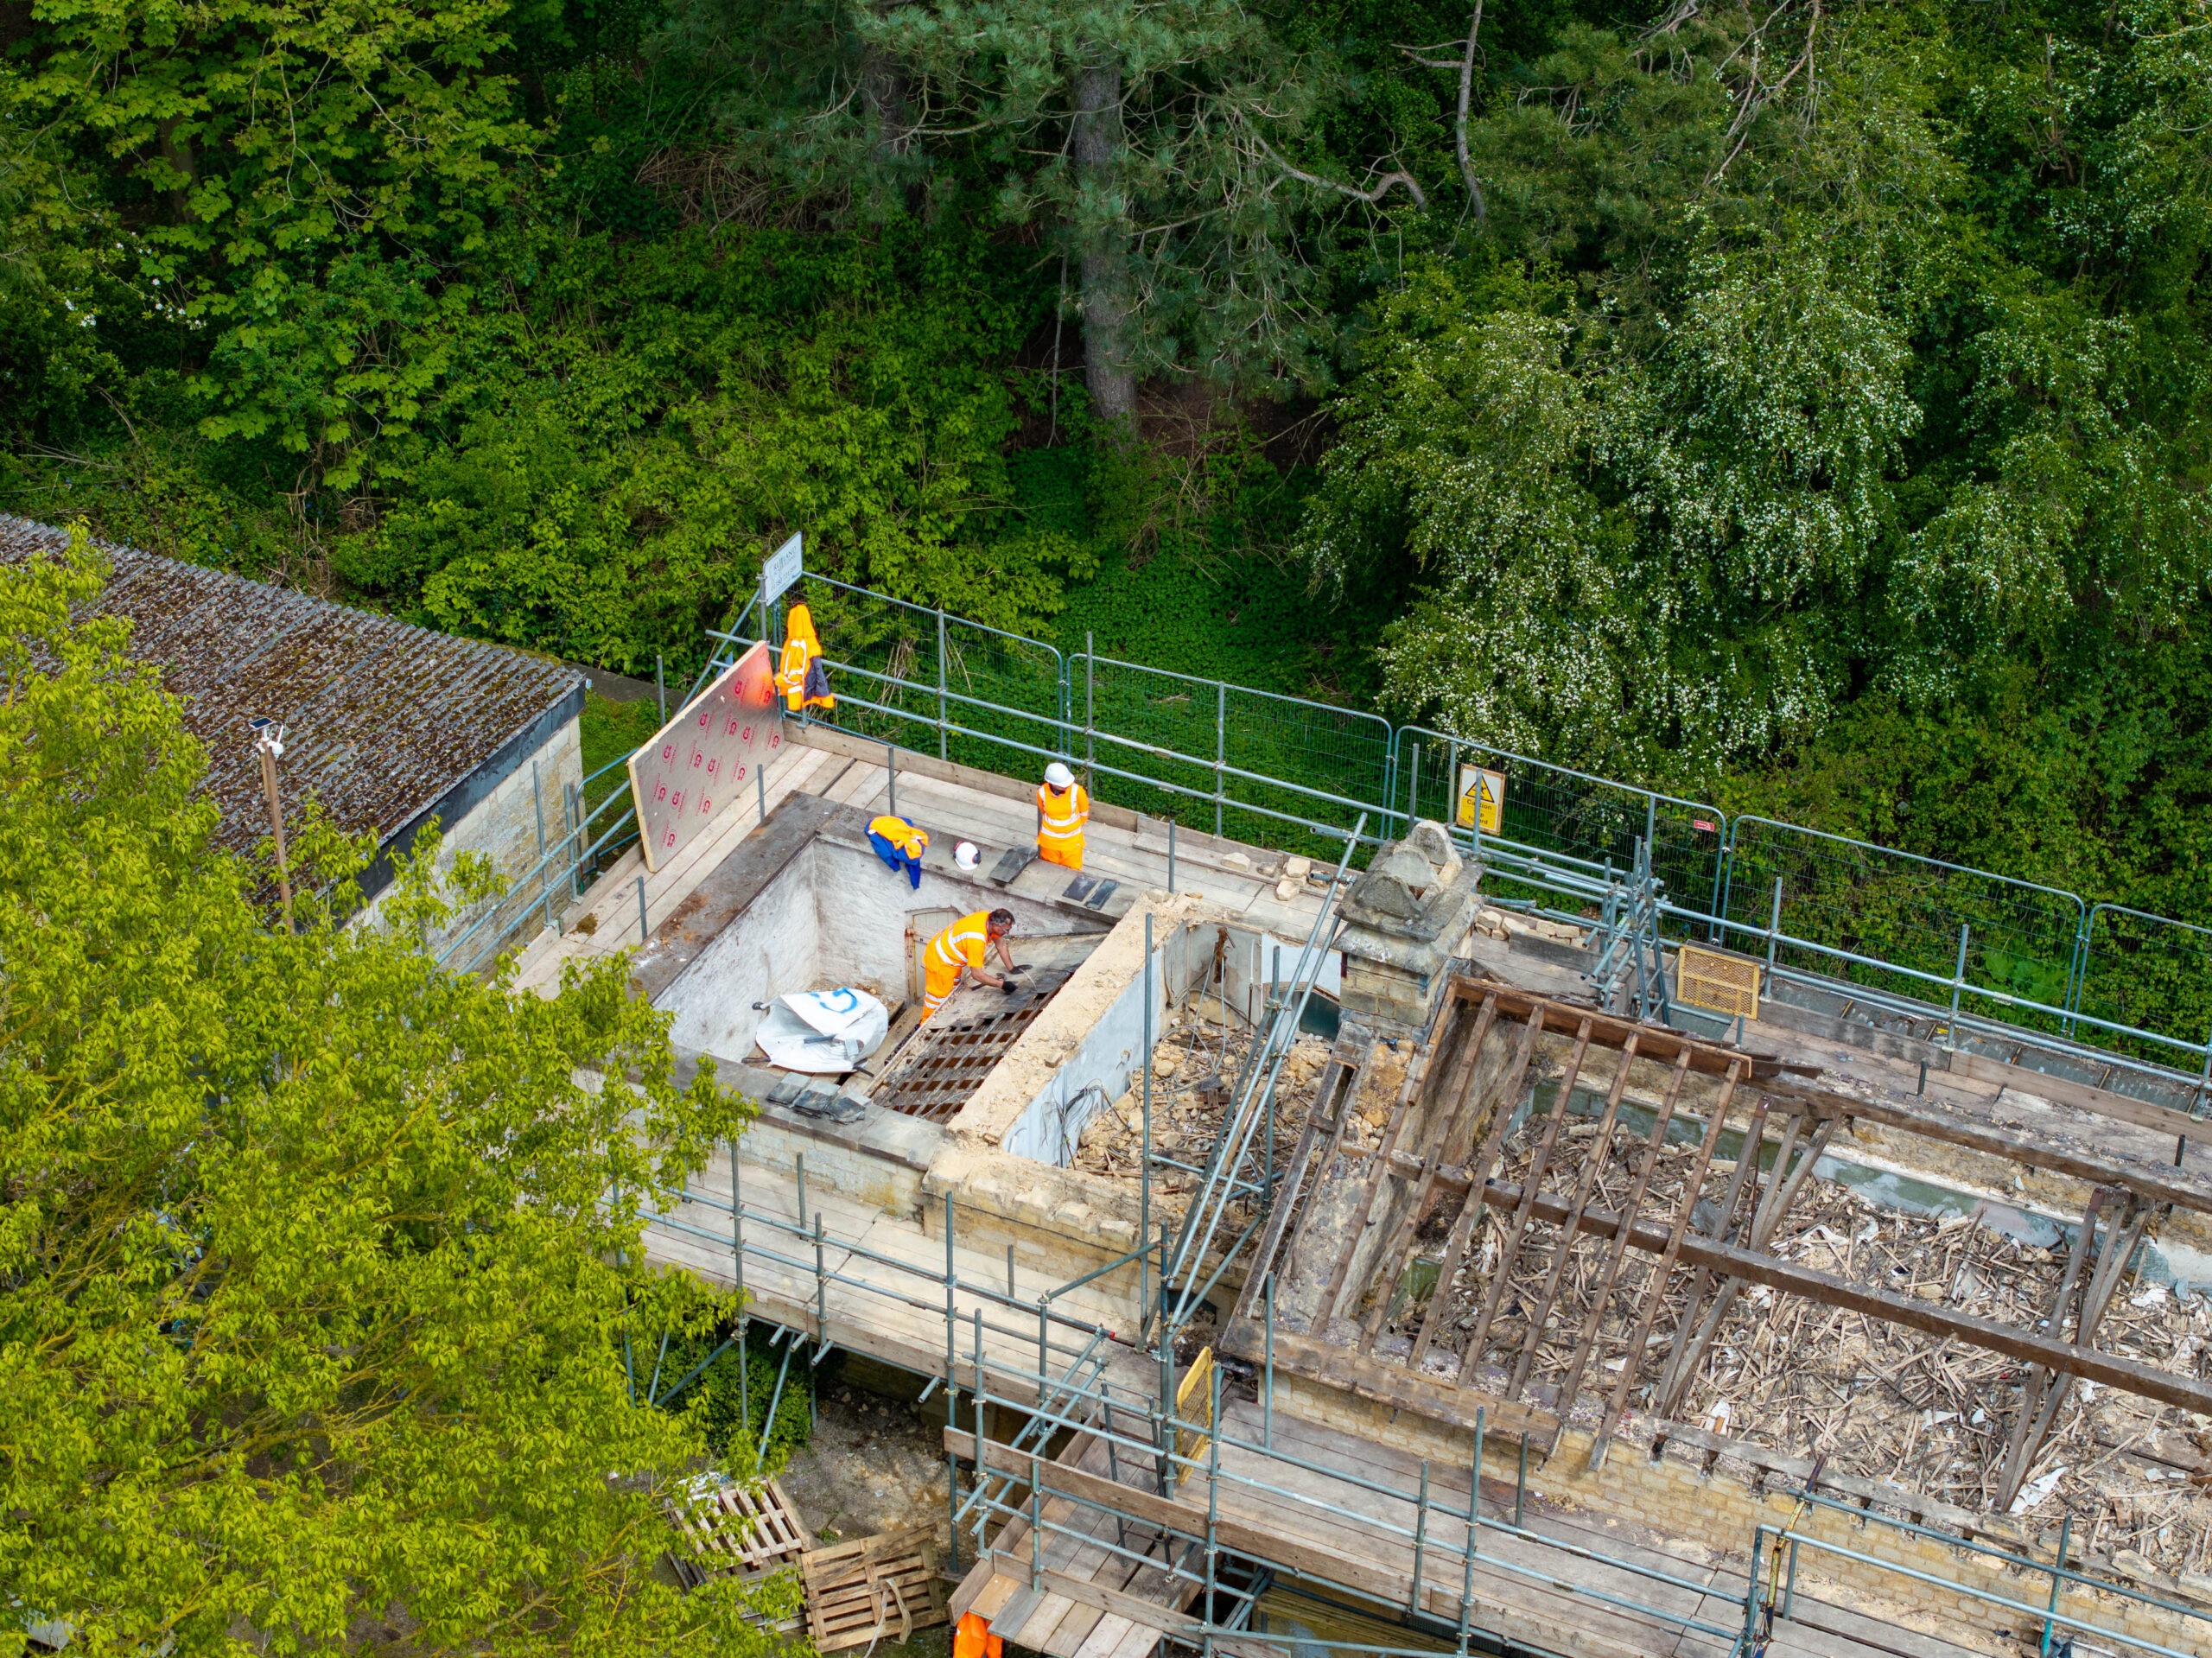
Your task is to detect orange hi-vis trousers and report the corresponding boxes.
[954,1613,1002,1658]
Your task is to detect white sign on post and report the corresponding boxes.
[760,532,804,606]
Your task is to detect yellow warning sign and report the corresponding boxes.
[1677,944,1761,1020]
[1455,764,1504,835]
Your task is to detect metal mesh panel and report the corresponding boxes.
[1723,818,2085,1031]
[784,576,1067,774]
[1075,652,1391,859]
[2073,905,2212,1073]
[1398,727,1728,932]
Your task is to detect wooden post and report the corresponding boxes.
[253,724,294,933]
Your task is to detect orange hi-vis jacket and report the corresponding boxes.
[923,910,995,1016]
[777,602,834,712]
[1037,779,1090,869]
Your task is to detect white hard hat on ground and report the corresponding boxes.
[955,841,981,870]
[1045,761,1076,789]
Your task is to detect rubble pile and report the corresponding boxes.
[1400,1103,2212,1580]
[1071,996,1333,1196]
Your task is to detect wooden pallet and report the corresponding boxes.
[664,1474,817,1588]
[802,1526,950,1653]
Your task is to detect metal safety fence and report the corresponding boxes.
[427,567,2212,1106]
[1719,818,2088,1039]
[1073,646,1395,861]
[2073,905,2212,1077]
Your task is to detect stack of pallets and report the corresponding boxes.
[801,1526,949,1653]
[664,1474,817,1635]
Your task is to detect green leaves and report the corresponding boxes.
[0,531,769,1658]
[22,0,534,481]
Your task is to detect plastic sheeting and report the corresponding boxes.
[754,988,889,1073]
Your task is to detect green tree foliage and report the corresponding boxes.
[1302,0,2212,794]
[0,531,772,1655]
[3,0,2211,931]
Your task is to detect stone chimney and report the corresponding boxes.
[1335,820,1481,1032]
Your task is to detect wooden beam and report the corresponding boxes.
[1232,1042,1358,1330]
[1318,996,1494,1332]
[1549,1047,1695,1419]
[1764,1079,2212,1217]
[1470,1180,2212,1418]
[1310,1068,1421,1334]
[1995,1194,2160,1507]
[1409,1013,1544,1369]
[1589,1060,1742,1466]
[1656,1109,1838,1421]
[1508,1033,1643,1400]
[1446,978,1809,1081]
[1274,1052,1369,1331]
[1219,1319,1557,1440]
[1993,1187,2109,1509]
[1357,997,1503,1353]
[1450,975,2212,1217]
[1459,1018,1593,1382]
[1650,1094,1770,1420]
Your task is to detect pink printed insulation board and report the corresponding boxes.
[627,641,785,873]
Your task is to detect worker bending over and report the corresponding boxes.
[923,907,1018,1020]
[868,813,928,889]
[1036,761,1090,871]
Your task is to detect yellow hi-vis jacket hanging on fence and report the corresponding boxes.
[777,602,834,712]
[924,911,994,1018]
[1036,772,1090,870]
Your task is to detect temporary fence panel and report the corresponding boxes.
[1398,726,1728,931]
[1722,817,2086,1035]
[785,575,1067,776]
[1074,649,1393,857]
[2072,904,2212,1078]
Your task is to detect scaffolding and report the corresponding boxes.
[632,1139,2212,1658]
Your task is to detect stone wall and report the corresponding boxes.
[360,713,583,960]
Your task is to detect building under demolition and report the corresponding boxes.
[499,600,2212,1658]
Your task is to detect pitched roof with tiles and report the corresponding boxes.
[0,515,584,859]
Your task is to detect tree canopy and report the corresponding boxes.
[0,530,766,1656]
[0,0,2208,914]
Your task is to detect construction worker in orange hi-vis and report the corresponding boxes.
[953,1612,1002,1658]
[923,907,1018,1020]
[777,601,835,713]
[1036,760,1090,870]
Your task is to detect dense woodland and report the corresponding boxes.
[2,0,2209,921]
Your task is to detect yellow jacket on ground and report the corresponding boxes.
[869,814,927,859]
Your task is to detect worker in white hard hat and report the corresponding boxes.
[1037,760,1090,872]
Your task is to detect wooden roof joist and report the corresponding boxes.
[1467,1178,2212,1419]
[1446,975,2212,1218]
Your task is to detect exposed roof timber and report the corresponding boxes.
[1447,976,2212,1218]
[1471,1177,2212,1420]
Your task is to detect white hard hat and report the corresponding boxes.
[1045,762,1075,789]
[955,841,980,870]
